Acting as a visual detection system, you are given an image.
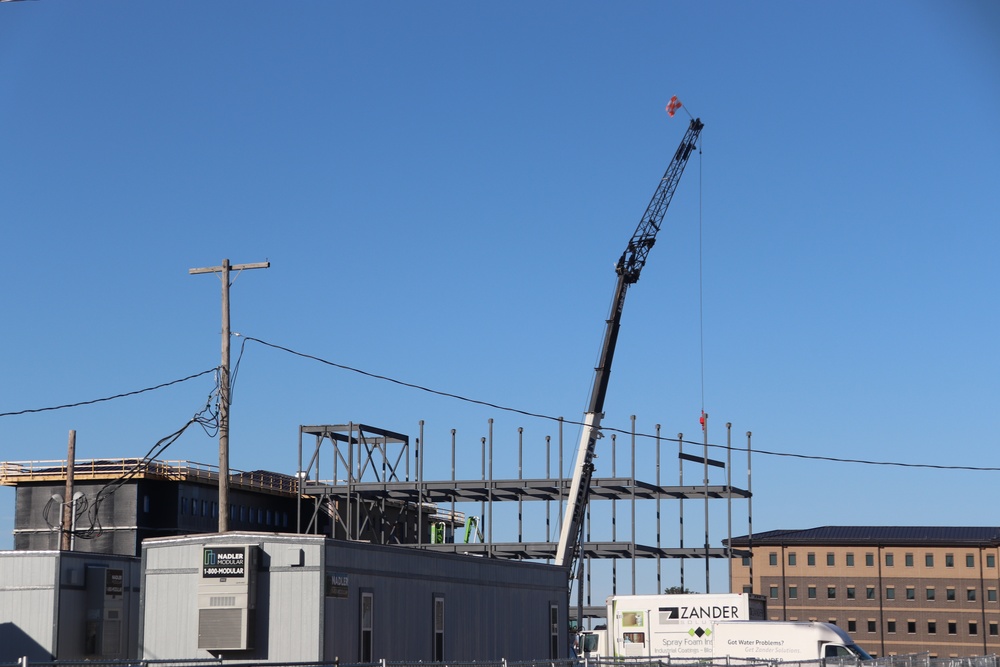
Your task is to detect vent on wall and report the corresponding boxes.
[198,609,249,650]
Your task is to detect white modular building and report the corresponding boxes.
[0,550,141,662]
[140,532,569,663]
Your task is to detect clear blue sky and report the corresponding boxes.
[2,2,998,597]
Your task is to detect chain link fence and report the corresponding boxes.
[6,656,1000,667]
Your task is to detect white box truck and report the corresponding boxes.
[582,593,871,661]
[579,592,767,659]
[607,592,767,658]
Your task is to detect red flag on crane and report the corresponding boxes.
[666,96,682,117]
[699,410,706,431]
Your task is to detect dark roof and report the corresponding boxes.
[725,526,1000,547]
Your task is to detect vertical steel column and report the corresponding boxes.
[630,415,637,593]
[678,432,685,591]
[703,413,710,592]
[655,423,662,592]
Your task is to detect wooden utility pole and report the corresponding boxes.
[60,429,76,550]
[189,258,269,532]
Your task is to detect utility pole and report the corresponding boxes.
[60,429,76,550]
[189,258,269,532]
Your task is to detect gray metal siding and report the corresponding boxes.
[0,553,59,661]
[0,552,141,662]
[141,533,567,663]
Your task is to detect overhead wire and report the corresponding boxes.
[237,335,1000,473]
[0,368,218,418]
[4,338,995,480]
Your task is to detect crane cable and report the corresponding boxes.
[698,130,707,427]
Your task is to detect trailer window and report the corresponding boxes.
[623,632,645,645]
[433,595,444,661]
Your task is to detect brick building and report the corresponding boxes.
[727,527,1000,658]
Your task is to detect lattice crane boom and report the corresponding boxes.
[555,117,704,577]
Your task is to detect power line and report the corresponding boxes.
[238,335,1000,473]
[0,368,219,418]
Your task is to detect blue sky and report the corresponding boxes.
[1,2,998,598]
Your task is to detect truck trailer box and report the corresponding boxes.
[606,592,767,658]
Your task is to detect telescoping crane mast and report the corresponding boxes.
[554,117,705,576]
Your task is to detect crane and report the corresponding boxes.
[554,116,705,579]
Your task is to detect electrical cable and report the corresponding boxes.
[71,377,222,540]
[238,335,1000,473]
[0,368,218,418]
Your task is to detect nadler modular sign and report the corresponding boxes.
[203,547,246,578]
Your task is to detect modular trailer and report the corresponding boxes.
[140,532,569,663]
[0,550,141,663]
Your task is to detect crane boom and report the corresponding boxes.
[555,117,704,575]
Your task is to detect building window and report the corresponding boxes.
[946,553,955,568]
[846,553,855,567]
[947,588,956,601]
[887,620,896,634]
[847,586,856,600]
[770,586,779,599]
[926,553,935,567]
[789,586,798,599]
[927,588,936,600]
[808,586,817,599]
[886,587,895,600]
[929,621,937,634]
[867,620,877,633]
[967,589,977,602]
[742,556,751,566]
[885,553,894,567]
[848,619,857,632]
[769,552,778,566]
[967,554,975,568]
[988,589,997,602]
[906,587,915,600]
[970,621,978,636]
[181,497,188,514]
[865,553,874,567]
[988,554,996,568]
[143,495,150,513]
[828,587,837,599]
[905,553,914,567]
[827,553,835,566]
[807,553,816,566]
[948,621,957,635]
[789,553,797,566]
[743,585,753,594]
[867,586,876,600]
[907,621,916,634]
[990,622,998,636]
